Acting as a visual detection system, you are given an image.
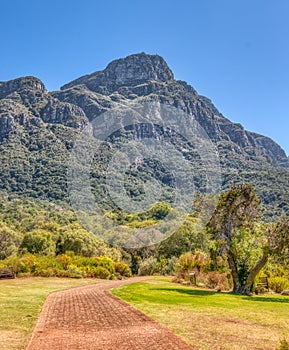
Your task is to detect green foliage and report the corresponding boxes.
[138,257,158,276]
[0,222,21,259]
[56,254,73,269]
[157,216,211,259]
[66,264,83,278]
[20,230,56,255]
[3,253,35,274]
[56,224,107,257]
[230,225,265,285]
[268,217,289,264]
[136,256,178,276]
[32,255,62,277]
[0,184,287,293]
[269,277,289,293]
[92,266,111,279]
[0,253,131,279]
[177,251,209,274]
[147,202,172,220]
[208,184,271,294]
[94,256,115,274]
[114,261,132,277]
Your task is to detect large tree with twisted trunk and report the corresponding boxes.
[209,184,289,295]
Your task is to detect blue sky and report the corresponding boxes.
[1,0,289,154]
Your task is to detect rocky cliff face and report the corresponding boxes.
[55,53,288,169]
[0,53,288,215]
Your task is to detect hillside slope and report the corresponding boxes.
[0,53,288,216]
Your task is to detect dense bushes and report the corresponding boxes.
[0,192,288,295]
[1,253,131,279]
[114,261,132,277]
[269,277,289,293]
[20,230,55,255]
[0,222,22,259]
[174,251,231,291]
[137,256,178,276]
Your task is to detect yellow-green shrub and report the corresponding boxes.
[269,277,289,293]
[114,261,131,277]
[93,266,111,279]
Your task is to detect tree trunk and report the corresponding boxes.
[240,251,269,295]
[227,253,242,293]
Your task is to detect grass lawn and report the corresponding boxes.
[112,277,289,350]
[0,277,100,350]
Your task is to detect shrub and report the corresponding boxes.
[114,261,131,277]
[20,230,55,255]
[0,222,22,259]
[32,256,61,277]
[178,251,209,276]
[56,226,107,257]
[138,257,158,276]
[205,271,231,291]
[36,267,56,277]
[56,254,73,269]
[269,277,289,293]
[93,266,111,279]
[178,252,195,273]
[13,254,37,274]
[2,254,36,275]
[66,264,83,278]
[169,256,179,273]
[95,256,115,274]
[74,256,99,268]
[147,202,172,220]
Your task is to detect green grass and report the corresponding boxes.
[0,277,100,350]
[112,277,289,350]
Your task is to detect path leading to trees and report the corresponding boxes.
[26,277,194,350]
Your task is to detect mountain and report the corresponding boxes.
[0,53,288,216]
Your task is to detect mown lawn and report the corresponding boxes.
[0,277,100,350]
[112,277,289,350]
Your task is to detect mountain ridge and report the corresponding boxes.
[55,53,288,168]
[0,52,288,216]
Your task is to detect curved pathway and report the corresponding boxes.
[26,277,194,350]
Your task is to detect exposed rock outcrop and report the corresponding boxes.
[0,52,288,215]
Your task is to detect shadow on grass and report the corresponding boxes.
[242,296,289,303]
[154,287,216,297]
[155,287,289,303]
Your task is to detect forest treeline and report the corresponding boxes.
[0,185,288,295]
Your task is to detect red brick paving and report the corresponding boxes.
[26,277,194,350]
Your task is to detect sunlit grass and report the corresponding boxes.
[112,276,289,350]
[0,277,100,350]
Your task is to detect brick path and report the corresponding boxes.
[26,277,194,350]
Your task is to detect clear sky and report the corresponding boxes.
[1,0,289,155]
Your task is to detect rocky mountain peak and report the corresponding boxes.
[61,53,174,92]
[0,76,46,99]
[104,52,174,84]
[1,53,289,216]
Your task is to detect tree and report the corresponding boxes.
[147,202,172,220]
[208,184,267,295]
[20,230,56,255]
[0,222,22,259]
[56,224,109,257]
[267,216,289,266]
[157,216,210,259]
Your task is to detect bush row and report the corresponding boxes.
[0,253,131,279]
